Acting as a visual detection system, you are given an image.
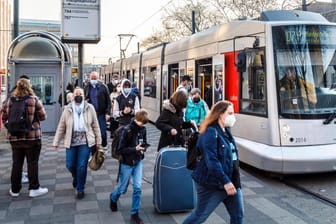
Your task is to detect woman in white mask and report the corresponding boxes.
[53,87,102,199]
[183,100,243,224]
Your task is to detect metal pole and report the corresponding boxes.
[192,10,195,34]
[302,0,307,11]
[78,42,84,87]
[13,0,19,39]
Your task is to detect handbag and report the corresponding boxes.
[88,147,106,171]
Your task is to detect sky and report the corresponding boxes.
[14,0,334,64]
[17,0,172,64]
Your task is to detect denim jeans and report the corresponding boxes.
[111,161,142,214]
[10,140,42,192]
[66,144,91,193]
[183,182,244,224]
[97,114,107,147]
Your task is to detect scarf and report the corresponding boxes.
[72,101,85,132]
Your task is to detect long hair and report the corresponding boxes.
[171,90,188,110]
[12,78,35,98]
[199,100,232,134]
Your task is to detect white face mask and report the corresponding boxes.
[224,115,236,127]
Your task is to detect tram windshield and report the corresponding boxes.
[273,25,336,118]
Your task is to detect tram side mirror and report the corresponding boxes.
[236,52,246,73]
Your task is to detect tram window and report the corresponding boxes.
[143,66,157,98]
[240,49,266,115]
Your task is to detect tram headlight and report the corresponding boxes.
[282,124,290,138]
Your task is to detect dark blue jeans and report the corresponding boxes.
[97,114,107,147]
[183,182,244,224]
[66,144,91,193]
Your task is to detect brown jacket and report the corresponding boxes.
[2,95,46,141]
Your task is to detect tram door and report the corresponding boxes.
[187,60,195,85]
[179,61,187,90]
[213,54,224,104]
[162,64,169,101]
[168,63,178,97]
[196,58,213,108]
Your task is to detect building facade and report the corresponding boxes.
[0,0,11,72]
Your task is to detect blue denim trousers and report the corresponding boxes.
[111,161,142,214]
[66,144,91,193]
[183,182,244,224]
[97,114,107,147]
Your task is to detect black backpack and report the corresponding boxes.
[186,131,200,170]
[7,96,32,137]
[186,130,218,170]
[111,125,129,161]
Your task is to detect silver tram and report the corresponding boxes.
[102,10,336,174]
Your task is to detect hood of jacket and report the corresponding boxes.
[120,79,132,97]
[162,99,177,113]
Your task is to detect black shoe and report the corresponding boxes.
[110,199,118,212]
[131,213,144,224]
[77,192,85,199]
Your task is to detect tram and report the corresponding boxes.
[102,10,336,174]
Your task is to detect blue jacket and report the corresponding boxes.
[191,124,238,190]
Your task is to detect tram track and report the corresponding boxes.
[281,178,336,208]
[240,163,336,209]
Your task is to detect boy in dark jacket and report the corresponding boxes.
[110,109,149,224]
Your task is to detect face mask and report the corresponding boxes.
[193,97,200,103]
[124,88,131,94]
[117,87,121,92]
[224,115,236,127]
[74,95,83,104]
[112,80,118,85]
[90,80,98,86]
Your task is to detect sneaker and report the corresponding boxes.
[9,189,20,197]
[21,172,29,184]
[131,213,144,224]
[77,192,85,199]
[110,195,118,212]
[29,187,48,197]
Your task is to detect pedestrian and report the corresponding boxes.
[58,83,74,106]
[2,74,30,184]
[182,100,244,224]
[84,71,111,150]
[184,87,209,127]
[110,109,149,224]
[107,74,120,94]
[131,82,141,106]
[109,82,121,137]
[176,75,191,93]
[53,87,102,199]
[155,90,195,151]
[113,79,140,127]
[1,78,48,198]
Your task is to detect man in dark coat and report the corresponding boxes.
[84,71,111,149]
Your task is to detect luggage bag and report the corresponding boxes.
[153,146,196,213]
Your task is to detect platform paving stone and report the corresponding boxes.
[0,123,335,223]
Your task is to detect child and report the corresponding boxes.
[110,109,149,224]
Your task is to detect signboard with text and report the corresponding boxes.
[61,0,100,43]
